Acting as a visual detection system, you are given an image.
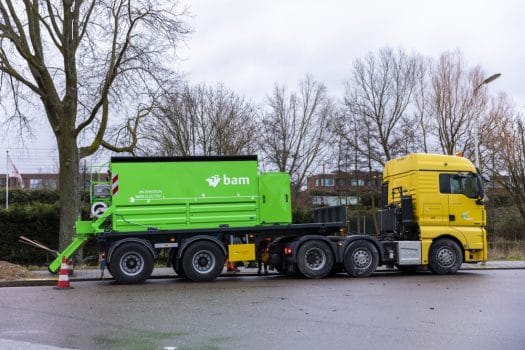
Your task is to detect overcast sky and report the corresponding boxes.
[2,0,524,172]
[177,0,524,105]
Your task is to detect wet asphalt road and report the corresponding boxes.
[0,270,524,350]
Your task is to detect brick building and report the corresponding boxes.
[0,172,102,190]
[307,170,382,206]
[0,173,58,189]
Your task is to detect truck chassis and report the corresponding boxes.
[98,217,348,283]
[96,211,464,284]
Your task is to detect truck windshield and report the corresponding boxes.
[439,173,480,199]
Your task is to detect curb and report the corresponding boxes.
[2,264,524,288]
[0,279,57,288]
[0,271,277,287]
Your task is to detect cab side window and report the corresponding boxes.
[439,173,479,199]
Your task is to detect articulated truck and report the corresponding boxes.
[48,153,487,284]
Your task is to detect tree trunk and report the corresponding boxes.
[57,133,80,251]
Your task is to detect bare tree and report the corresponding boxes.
[341,47,419,166]
[483,93,525,221]
[259,75,331,194]
[0,1,189,249]
[146,83,258,156]
[426,50,488,157]
[412,55,433,153]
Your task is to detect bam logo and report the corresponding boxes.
[206,174,250,187]
[206,175,221,187]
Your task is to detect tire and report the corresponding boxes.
[172,255,186,278]
[296,240,334,279]
[428,238,463,275]
[344,240,379,278]
[109,243,154,284]
[182,241,225,282]
[169,249,185,277]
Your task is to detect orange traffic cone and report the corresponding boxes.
[54,257,74,290]
[66,258,74,276]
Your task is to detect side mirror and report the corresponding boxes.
[476,194,488,205]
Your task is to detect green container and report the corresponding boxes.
[106,156,291,232]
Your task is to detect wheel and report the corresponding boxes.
[171,254,186,278]
[428,238,462,275]
[296,240,334,279]
[344,240,379,277]
[109,243,154,284]
[182,241,225,282]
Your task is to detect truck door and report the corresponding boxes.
[440,173,484,227]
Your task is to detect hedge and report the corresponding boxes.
[0,203,61,265]
[0,200,98,266]
[0,189,60,206]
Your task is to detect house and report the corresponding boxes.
[307,170,382,206]
[0,172,104,190]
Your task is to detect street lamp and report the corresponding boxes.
[474,73,501,94]
[473,73,501,169]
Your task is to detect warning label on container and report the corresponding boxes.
[129,189,163,203]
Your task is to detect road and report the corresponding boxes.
[1,270,524,350]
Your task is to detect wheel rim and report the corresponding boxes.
[352,248,372,269]
[119,251,144,276]
[192,249,216,274]
[304,247,326,271]
[435,246,456,268]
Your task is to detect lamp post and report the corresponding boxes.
[473,73,501,94]
[473,73,501,169]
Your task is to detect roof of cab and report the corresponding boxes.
[383,153,476,178]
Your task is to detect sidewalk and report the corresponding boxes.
[460,260,525,270]
[2,260,524,287]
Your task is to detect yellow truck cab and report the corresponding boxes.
[381,153,488,273]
